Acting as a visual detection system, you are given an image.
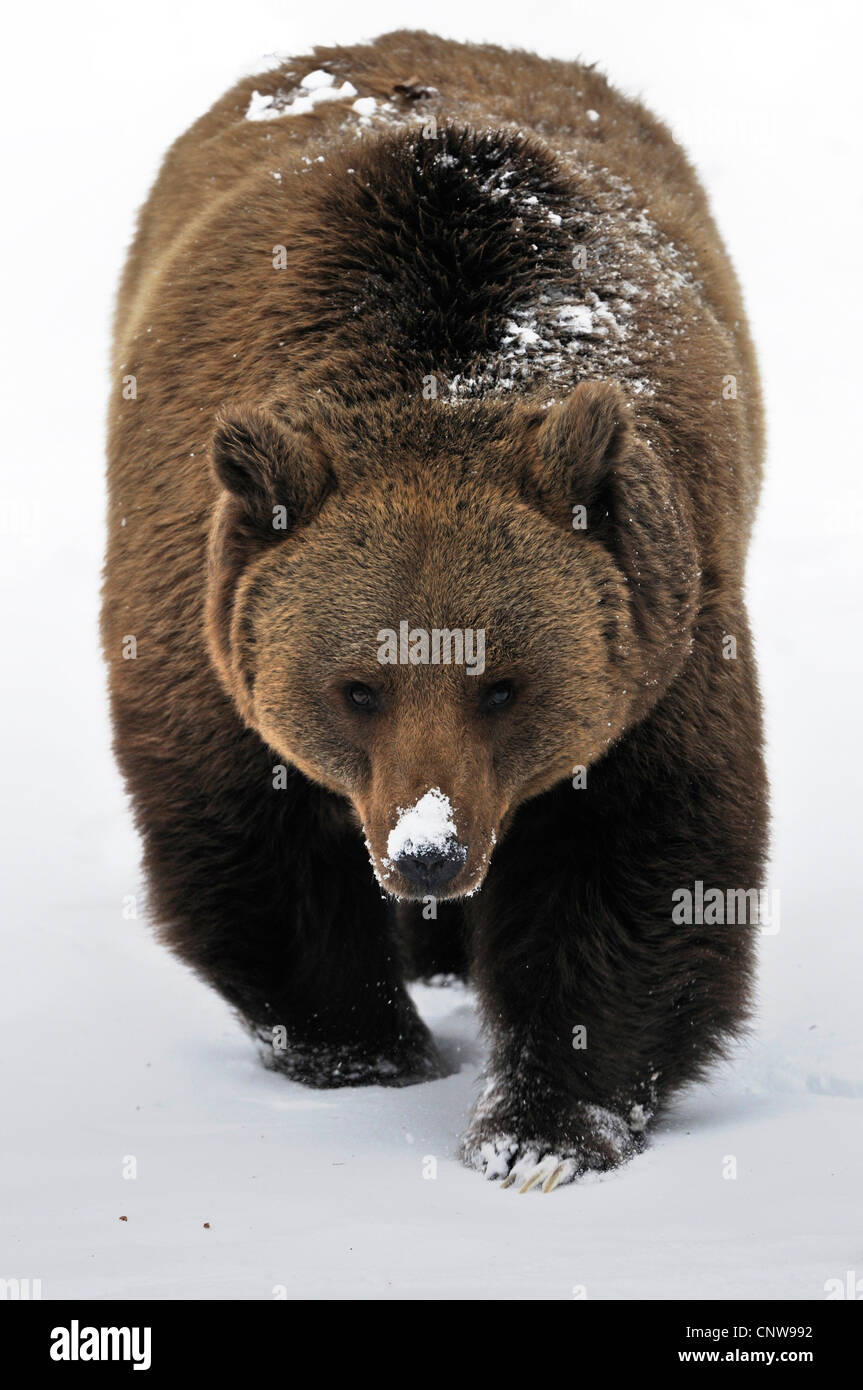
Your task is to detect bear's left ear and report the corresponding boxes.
[530,380,631,531]
[531,380,701,701]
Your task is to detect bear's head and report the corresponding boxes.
[205,385,699,900]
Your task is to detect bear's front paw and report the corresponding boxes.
[460,1102,643,1192]
[255,1023,446,1089]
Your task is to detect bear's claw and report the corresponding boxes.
[462,1102,643,1191]
[471,1138,580,1193]
[502,1153,578,1193]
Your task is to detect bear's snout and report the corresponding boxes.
[393,836,468,893]
[368,785,485,900]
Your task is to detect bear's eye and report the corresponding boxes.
[345,682,379,713]
[481,680,516,713]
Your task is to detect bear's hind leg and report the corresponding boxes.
[396,900,470,984]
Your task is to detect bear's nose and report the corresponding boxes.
[394,837,467,891]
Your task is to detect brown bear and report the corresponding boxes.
[102,30,768,1192]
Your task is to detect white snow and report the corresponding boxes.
[299,68,337,91]
[246,71,358,121]
[245,88,280,121]
[502,318,545,348]
[2,0,862,1302]
[385,788,457,864]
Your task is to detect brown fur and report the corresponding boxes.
[103,31,767,1186]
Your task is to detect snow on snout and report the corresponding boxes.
[385,788,458,865]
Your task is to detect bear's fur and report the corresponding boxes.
[103,30,768,1190]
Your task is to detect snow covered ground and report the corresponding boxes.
[1,0,862,1299]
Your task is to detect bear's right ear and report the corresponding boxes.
[211,407,331,531]
[206,407,333,715]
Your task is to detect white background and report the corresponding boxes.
[1,0,861,1299]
